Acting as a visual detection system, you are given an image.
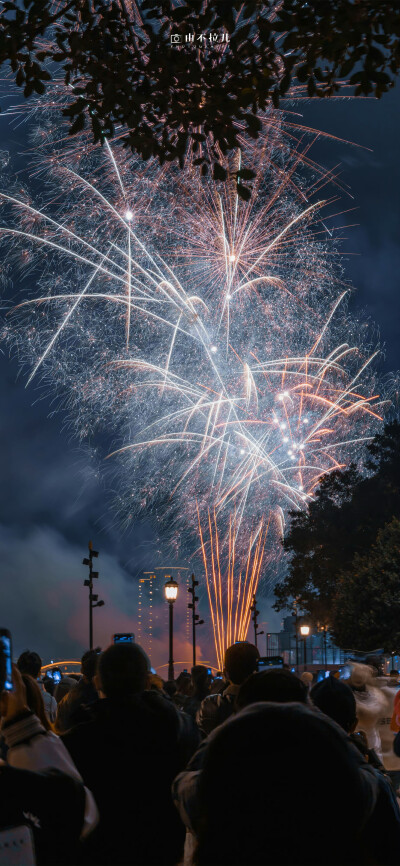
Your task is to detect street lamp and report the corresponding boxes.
[164,576,178,681]
[300,624,310,670]
[250,594,264,649]
[318,623,329,667]
[188,574,204,666]
[83,540,105,650]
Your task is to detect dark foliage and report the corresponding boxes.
[333,517,400,652]
[273,422,400,647]
[1,1,400,197]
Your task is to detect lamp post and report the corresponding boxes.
[250,594,264,648]
[188,574,204,666]
[319,623,328,667]
[300,624,310,671]
[293,598,300,670]
[164,575,178,681]
[83,540,105,650]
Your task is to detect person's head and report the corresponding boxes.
[147,673,164,692]
[300,671,313,689]
[175,671,191,696]
[366,656,383,677]
[0,646,6,693]
[210,675,226,694]
[237,669,308,710]
[21,674,51,730]
[311,676,358,733]
[81,648,100,682]
[223,642,259,685]
[191,665,210,700]
[54,675,76,704]
[97,643,149,700]
[42,674,55,695]
[17,650,42,680]
[348,663,375,692]
[194,703,377,866]
[164,679,177,697]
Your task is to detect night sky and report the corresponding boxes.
[0,86,399,668]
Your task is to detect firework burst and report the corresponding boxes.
[0,111,386,658]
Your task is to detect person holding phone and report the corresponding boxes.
[0,639,99,864]
[17,650,57,723]
[55,648,100,734]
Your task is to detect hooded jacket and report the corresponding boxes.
[0,710,98,864]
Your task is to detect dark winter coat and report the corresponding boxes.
[62,691,199,866]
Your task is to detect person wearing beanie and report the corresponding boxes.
[174,702,400,866]
[311,676,358,734]
[311,675,388,779]
[237,669,308,709]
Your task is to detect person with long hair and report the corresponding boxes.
[21,673,52,731]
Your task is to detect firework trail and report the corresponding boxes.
[0,111,385,658]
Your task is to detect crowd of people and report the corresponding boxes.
[2,640,400,865]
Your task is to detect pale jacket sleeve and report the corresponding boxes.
[2,712,98,838]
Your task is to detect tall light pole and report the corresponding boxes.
[300,624,310,671]
[250,594,264,648]
[188,574,204,666]
[164,575,178,681]
[293,598,299,670]
[319,623,328,667]
[83,540,105,650]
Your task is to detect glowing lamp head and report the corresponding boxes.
[228,253,236,263]
[211,345,217,354]
[300,625,310,636]
[226,293,232,301]
[164,576,178,603]
[124,209,133,221]
[240,448,245,455]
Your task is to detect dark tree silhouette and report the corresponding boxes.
[1,1,400,196]
[274,422,400,638]
[333,517,400,652]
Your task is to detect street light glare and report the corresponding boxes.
[164,576,178,602]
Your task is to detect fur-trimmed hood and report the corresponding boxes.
[353,685,387,730]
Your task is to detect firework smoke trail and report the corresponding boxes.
[0,111,386,659]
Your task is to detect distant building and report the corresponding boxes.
[137,573,163,658]
[137,568,191,659]
[265,615,345,669]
